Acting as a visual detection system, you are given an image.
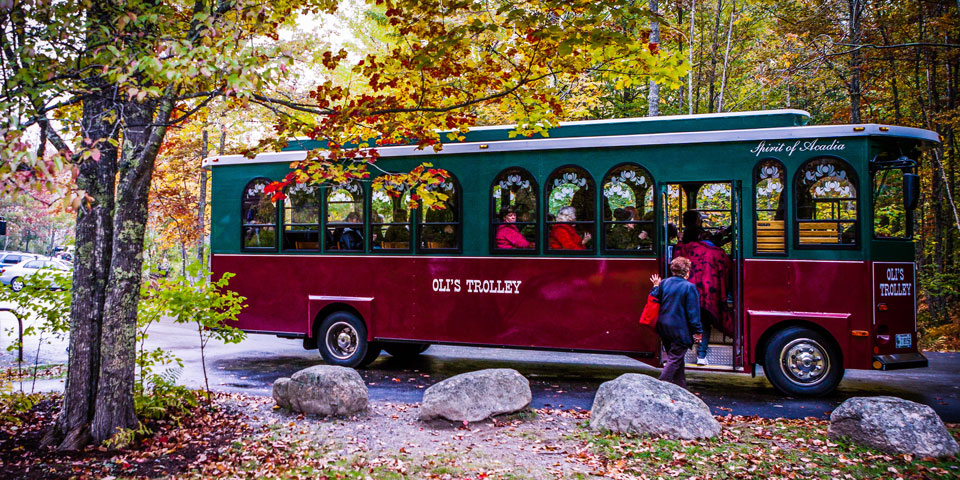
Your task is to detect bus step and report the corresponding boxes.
[683,344,733,369]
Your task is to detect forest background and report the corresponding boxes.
[2,0,958,350]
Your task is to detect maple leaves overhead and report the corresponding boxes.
[256,0,686,206]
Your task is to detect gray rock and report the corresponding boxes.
[272,365,368,416]
[420,368,531,422]
[590,374,720,439]
[829,396,959,458]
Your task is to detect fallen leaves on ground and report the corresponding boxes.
[1,394,958,479]
[0,392,259,479]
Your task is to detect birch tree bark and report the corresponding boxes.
[648,0,660,116]
[717,0,736,112]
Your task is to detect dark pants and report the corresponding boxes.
[659,342,690,388]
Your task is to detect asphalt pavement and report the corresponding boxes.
[3,312,959,421]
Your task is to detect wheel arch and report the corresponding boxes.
[305,296,375,341]
[754,319,844,368]
[310,302,366,339]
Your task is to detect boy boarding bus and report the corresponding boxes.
[205,109,936,396]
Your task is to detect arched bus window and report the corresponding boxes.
[419,175,460,252]
[491,167,538,252]
[241,178,277,251]
[371,181,412,252]
[282,183,320,251]
[325,181,365,251]
[601,164,654,254]
[754,159,786,254]
[545,166,595,252]
[795,157,858,247]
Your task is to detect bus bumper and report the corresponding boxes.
[872,353,928,370]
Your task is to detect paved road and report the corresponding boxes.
[4,313,959,421]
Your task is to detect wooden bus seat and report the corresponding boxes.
[294,241,319,250]
[798,221,839,244]
[756,220,784,252]
[381,242,409,249]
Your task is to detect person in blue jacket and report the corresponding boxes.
[649,257,703,388]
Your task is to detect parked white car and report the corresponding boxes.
[0,251,40,267]
[0,258,71,292]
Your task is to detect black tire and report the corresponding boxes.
[358,341,382,368]
[383,342,429,360]
[317,311,374,368]
[10,277,23,292]
[763,326,843,397]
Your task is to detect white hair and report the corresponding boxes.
[556,206,577,222]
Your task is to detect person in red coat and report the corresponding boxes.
[549,206,591,250]
[495,207,534,249]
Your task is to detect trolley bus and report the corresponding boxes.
[205,109,937,396]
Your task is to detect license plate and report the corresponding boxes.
[895,334,912,349]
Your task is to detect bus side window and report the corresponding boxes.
[241,178,277,251]
[419,175,460,252]
[795,157,858,247]
[755,159,786,254]
[601,164,654,254]
[371,182,412,251]
[325,181,365,251]
[282,183,320,251]
[491,167,538,252]
[545,165,595,253]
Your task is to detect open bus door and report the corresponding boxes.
[660,181,743,371]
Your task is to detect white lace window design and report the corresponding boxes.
[796,157,858,246]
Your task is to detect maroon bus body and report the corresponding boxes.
[214,254,917,371]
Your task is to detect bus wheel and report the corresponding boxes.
[383,342,429,360]
[359,342,382,368]
[318,311,374,368]
[763,326,843,397]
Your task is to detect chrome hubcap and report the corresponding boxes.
[325,321,358,360]
[780,338,830,385]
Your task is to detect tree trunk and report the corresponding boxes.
[648,0,660,116]
[847,0,864,123]
[45,88,118,451]
[687,0,696,114]
[706,0,723,113]
[90,97,174,444]
[716,0,735,112]
[693,3,706,113]
[197,130,208,265]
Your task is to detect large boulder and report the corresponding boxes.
[419,368,531,422]
[273,365,368,416]
[590,374,720,439]
[828,396,959,458]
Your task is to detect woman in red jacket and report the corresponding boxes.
[549,206,592,250]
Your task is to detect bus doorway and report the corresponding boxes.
[660,181,743,371]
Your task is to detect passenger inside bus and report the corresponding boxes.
[674,209,733,366]
[636,209,655,250]
[383,210,410,247]
[337,212,364,250]
[607,208,640,250]
[422,208,458,249]
[496,206,534,249]
[549,206,591,249]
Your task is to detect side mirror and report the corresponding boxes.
[903,173,920,210]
